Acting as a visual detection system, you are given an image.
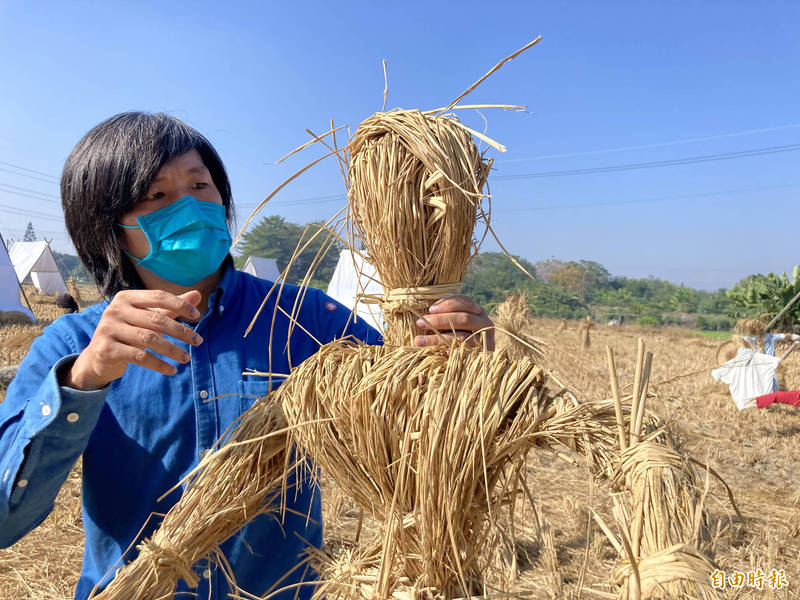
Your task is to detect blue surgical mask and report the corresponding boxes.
[119,196,232,286]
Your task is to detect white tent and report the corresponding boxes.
[0,236,34,320]
[241,256,281,282]
[327,250,384,331]
[9,240,67,296]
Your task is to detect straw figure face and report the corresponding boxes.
[347,109,488,347]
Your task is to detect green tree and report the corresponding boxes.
[535,259,611,301]
[53,251,92,283]
[460,252,537,308]
[23,222,36,241]
[237,215,340,287]
[669,285,697,313]
[726,266,800,329]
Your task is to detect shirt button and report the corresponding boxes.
[199,389,209,400]
[17,479,28,488]
[66,412,80,423]
[219,305,225,314]
[41,405,52,417]
[203,569,211,579]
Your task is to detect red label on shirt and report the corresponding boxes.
[325,301,337,311]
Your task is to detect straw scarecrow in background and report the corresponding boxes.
[577,314,594,351]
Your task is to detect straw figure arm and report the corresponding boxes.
[0,311,109,547]
[412,295,494,350]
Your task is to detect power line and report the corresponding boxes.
[494,143,800,181]
[0,203,65,221]
[500,123,800,163]
[0,161,59,181]
[493,181,800,213]
[0,182,60,201]
[0,167,59,185]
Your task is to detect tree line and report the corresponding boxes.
[44,215,796,331]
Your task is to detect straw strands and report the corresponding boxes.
[90,397,290,600]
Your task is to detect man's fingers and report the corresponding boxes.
[113,326,193,365]
[124,308,203,347]
[124,346,180,376]
[118,289,202,320]
[416,312,490,333]
[428,295,486,316]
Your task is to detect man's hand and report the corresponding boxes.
[413,295,495,350]
[62,290,205,390]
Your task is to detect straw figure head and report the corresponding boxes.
[734,316,766,337]
[347,109,489,346]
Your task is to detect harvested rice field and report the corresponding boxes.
[1,315,798,599]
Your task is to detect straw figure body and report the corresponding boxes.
[492,292,547,361]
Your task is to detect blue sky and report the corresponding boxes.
[0,1,798,290]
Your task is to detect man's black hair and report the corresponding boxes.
[61,112,234,298]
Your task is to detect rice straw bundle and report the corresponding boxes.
[66,276,83,305]
[589,344,723,600]
[90,397,290,600]
[577,316,594,351]
[492,292,547,361]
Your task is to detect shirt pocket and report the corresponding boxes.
[238,378,285,414]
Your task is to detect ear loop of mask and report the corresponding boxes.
[118,222,143,262]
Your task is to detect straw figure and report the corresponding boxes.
[492,291,547,361]
[279,107,555,600]
[66,276,83,305]
[577,315,594,351]
[557,318,567,331]
[280,111,723,600]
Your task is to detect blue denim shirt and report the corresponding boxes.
[0,264,380,599]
